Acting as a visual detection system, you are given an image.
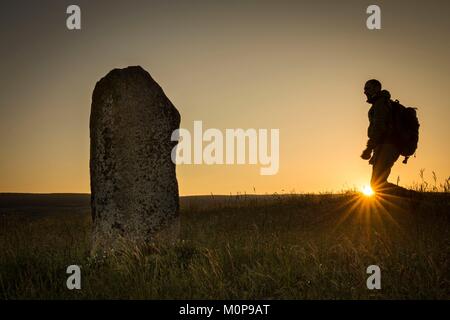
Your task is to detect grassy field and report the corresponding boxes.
[0,191,449,299]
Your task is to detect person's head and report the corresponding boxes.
[364,79,382,102]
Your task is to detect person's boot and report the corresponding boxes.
[376,183,408,197]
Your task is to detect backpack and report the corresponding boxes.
[390,99,420,164]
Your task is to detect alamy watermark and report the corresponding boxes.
[366,5,381,30]
[66,265,81,290]
[66,5,81,30]
[66,4,382,31]
[366,265,381,290]
[171,121,280,176]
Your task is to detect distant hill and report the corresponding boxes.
[0,192,343,216]
[0,193,296,216]
[0,193,90,208]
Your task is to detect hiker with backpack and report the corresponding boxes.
[360,79,419,196]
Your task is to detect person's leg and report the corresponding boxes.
[370,145,389,191]
[370,144,400,193]
[371,144,420,198]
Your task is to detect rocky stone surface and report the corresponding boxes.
[90,66,180,253]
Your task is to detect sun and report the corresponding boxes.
[361,185,375,197]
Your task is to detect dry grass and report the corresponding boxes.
[0,187,449,299]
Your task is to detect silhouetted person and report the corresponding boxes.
[361,79,408,195]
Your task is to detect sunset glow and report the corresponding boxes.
[0,1,449,195]
[361,185,375,197]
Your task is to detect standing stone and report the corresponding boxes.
[90,66,180,253]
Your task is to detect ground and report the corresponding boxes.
[0,192,449,299]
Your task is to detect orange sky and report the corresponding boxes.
[0,0,449,195]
